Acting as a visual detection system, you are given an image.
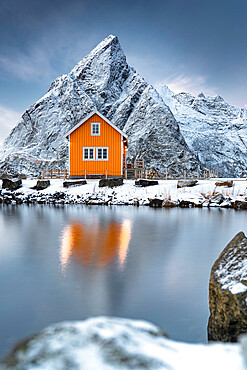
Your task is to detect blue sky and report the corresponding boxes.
[0,0,247,142]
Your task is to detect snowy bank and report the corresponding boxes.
[1,316,246,370]
[0,179,246,207]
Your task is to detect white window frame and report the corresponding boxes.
[91,122,101,136]
[96,147,109,161]
[83,147,95,161]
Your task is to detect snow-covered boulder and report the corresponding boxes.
[2,178,22,190]
[215,180,233,187]
[208,232,247,342]
[177,179,198,188]
[1,317,246,370]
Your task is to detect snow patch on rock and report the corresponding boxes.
[1,317,246,370]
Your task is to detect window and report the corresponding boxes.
[83,147,95,160]
[96,147,108,161]
[97,148,102,159]
[103,148,108,159]
[83,147,108,160]
[91,122,100,136]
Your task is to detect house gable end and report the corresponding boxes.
[65,110,127,139]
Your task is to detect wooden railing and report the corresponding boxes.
[42,169,69,179]
[42,165,219,181]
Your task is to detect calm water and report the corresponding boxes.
[0,205,246,358]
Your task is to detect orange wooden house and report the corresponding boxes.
[65,110,128,178]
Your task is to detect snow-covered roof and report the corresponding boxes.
[65,110,128,139]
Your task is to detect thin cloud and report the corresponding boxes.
[0,105,21,144]
[0,47,54,82]
[164,73,217,97]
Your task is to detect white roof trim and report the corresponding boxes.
[65,109,128,139]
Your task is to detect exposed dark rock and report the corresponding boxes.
[99,178,123,187]
[208,232,247,342]
[135,179,159,187]
[177,180,198,188]
[63,180,87,187]
[34,180,50,190]
[17,174,27,179]
[232,200,247,210]
[178,200,195,207]
[209,193,225,205]
[149,198,163,208]
[0,173,13,179]
[2,178,22,190]
[162,199,177,207]
[215,180,233,187]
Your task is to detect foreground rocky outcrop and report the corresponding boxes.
[208,232,247,342]
[1,317,246,370]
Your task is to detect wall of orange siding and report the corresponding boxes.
[70,113,122,177]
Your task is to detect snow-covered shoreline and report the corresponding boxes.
[0,179,246,207]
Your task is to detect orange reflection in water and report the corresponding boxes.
[60,220,132,271]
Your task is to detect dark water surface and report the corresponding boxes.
[0,205,246,358]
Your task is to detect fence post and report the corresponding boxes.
[50,169,53,179]
[85,169,87,180]
[184,170,186,179]
[197,170,199,180]
[106,170,107,179]
[166,169,168,180]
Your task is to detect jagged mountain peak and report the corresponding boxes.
[197,92,205,99]
[71,34,127,76]
[156,82,247,177]
[0,36,202,176]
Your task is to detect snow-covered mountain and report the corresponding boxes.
[0,35,200,176]
[156,84,247,177]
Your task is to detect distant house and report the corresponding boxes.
[65,110,128,178]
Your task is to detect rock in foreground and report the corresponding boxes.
[135,179,159,187]
[99,178,123,187]
[63,180,87,187]
[2,178,22,190]
[215,180,233,187]
[177,179,198,188]
[1,317,246,370]
[208,232,247,342]
[35,180,50,190]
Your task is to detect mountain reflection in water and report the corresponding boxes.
[60,220,132,270]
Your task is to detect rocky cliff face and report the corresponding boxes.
[0,35,200,177]
[208,232,247,342]
[156,84,247,177]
